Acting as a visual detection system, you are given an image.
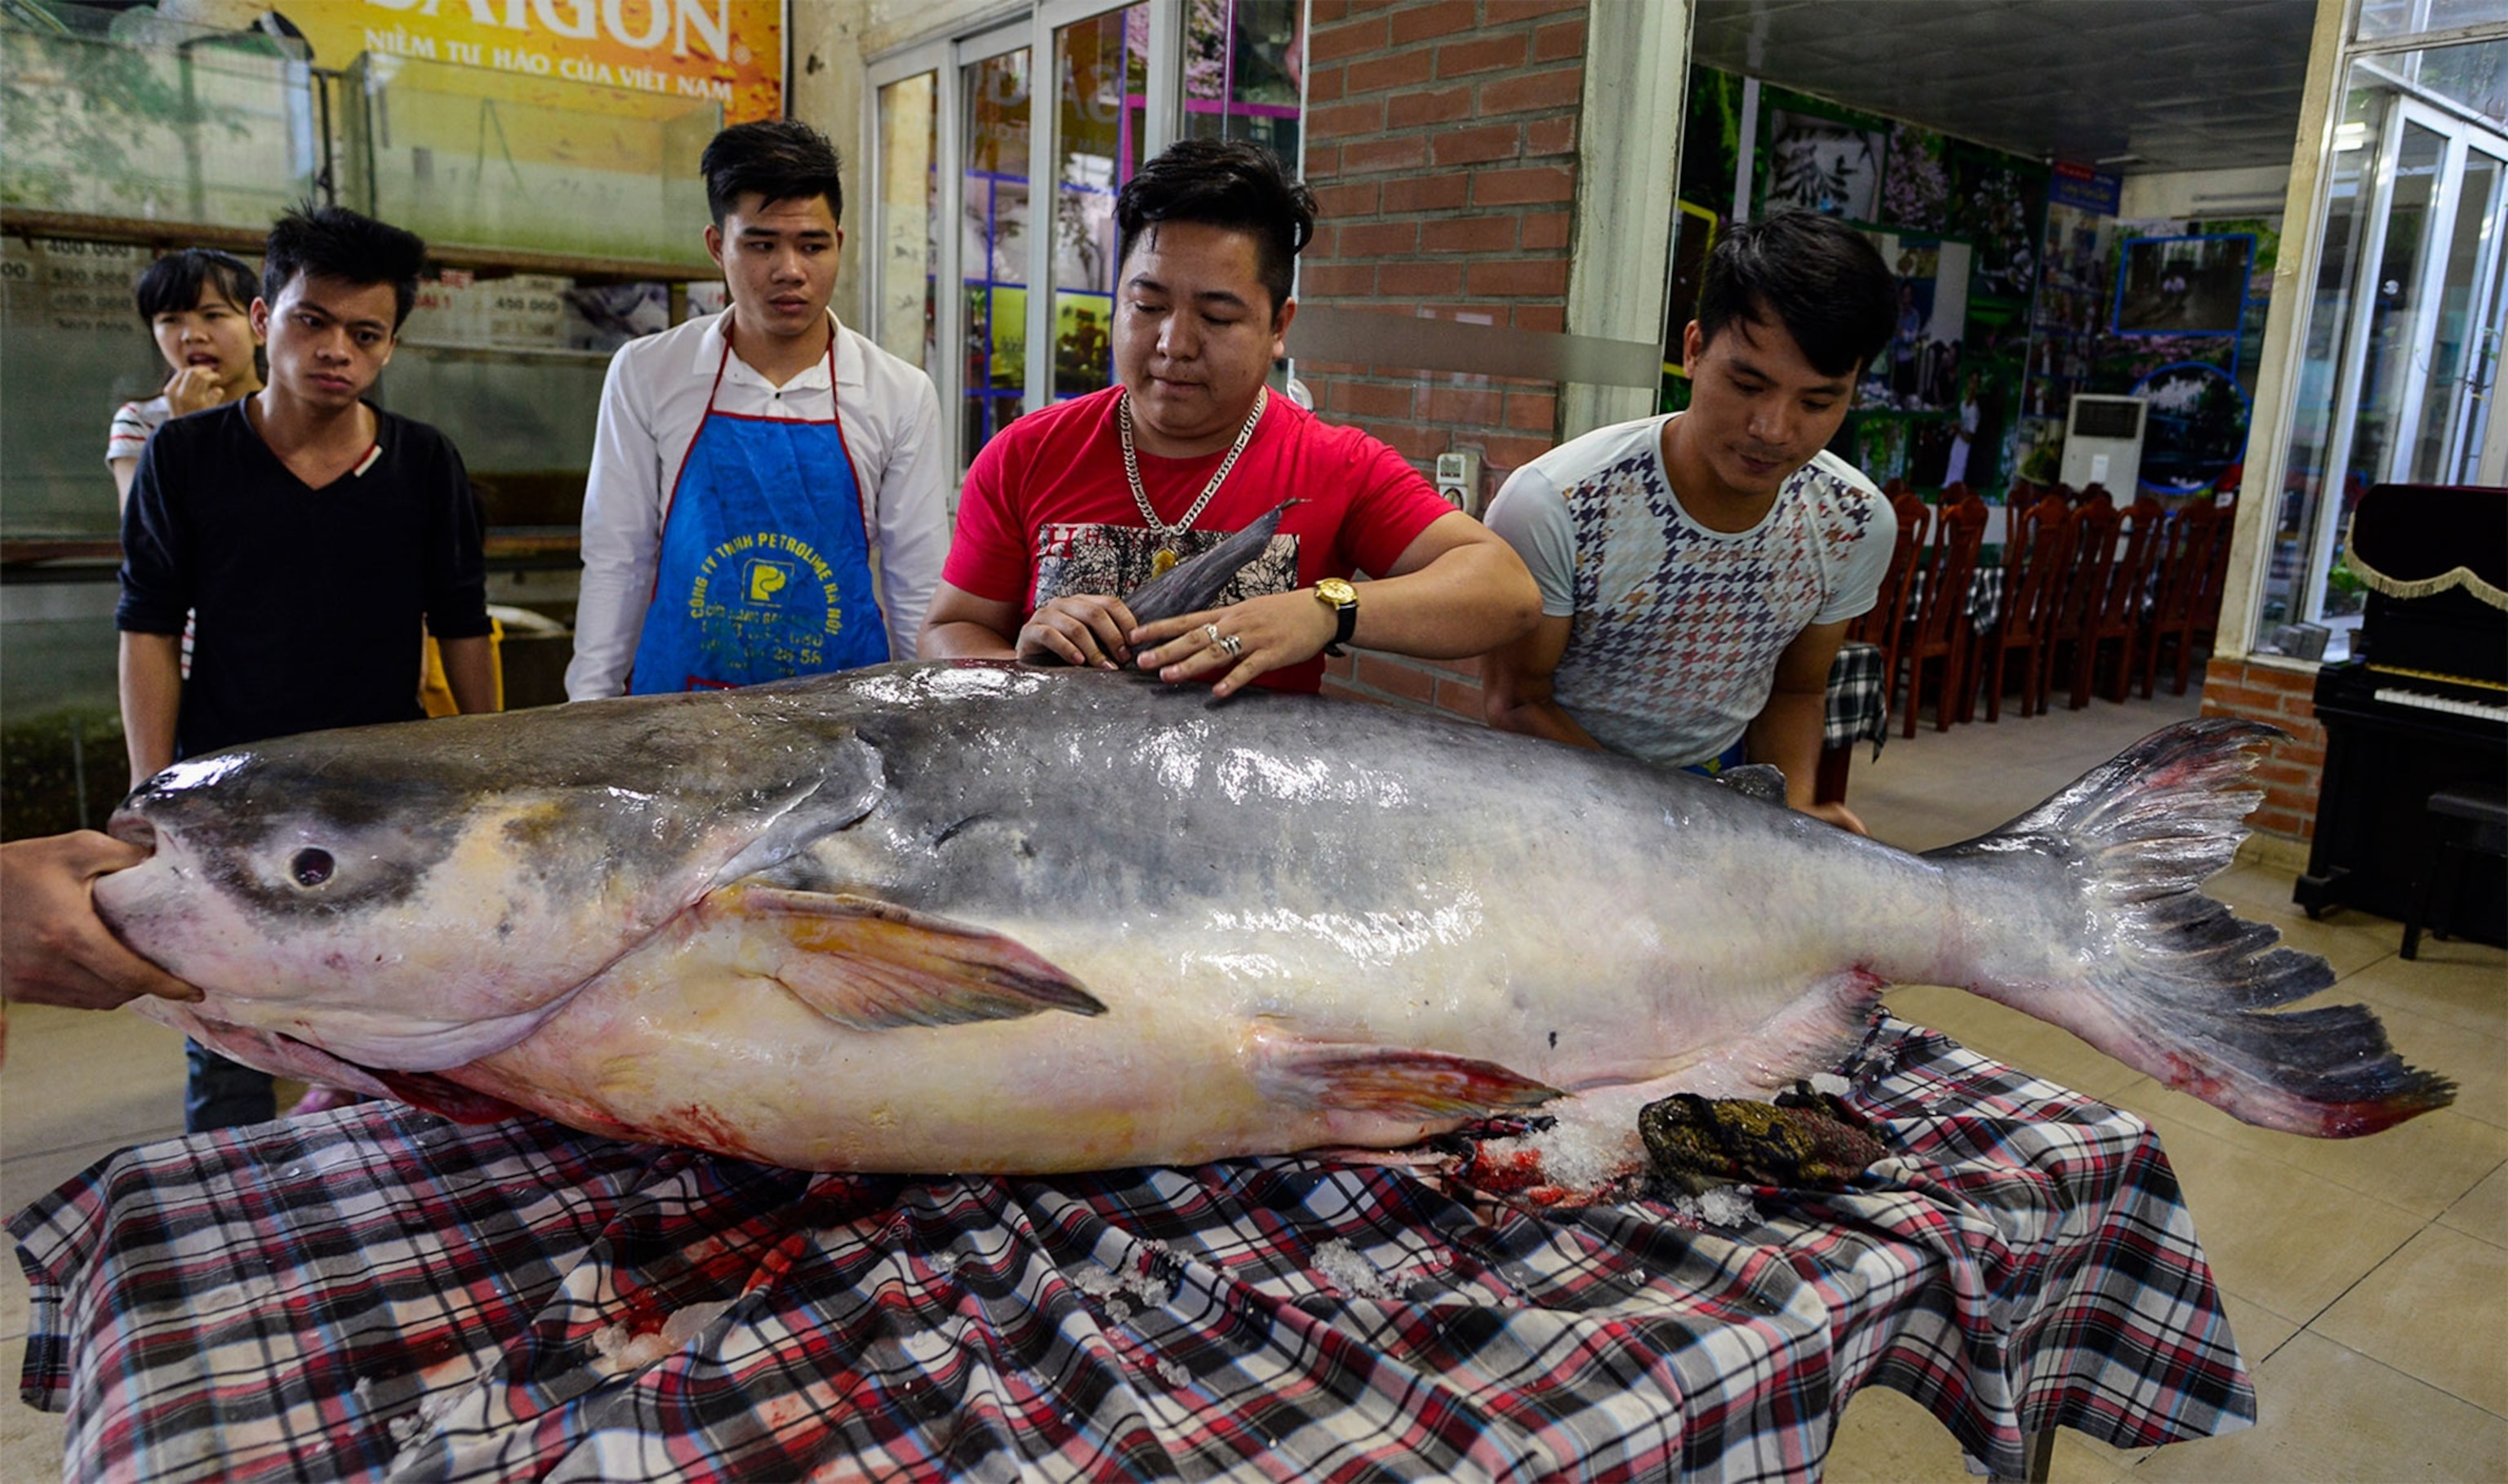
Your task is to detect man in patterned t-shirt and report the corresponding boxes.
[1481,213,1898,833]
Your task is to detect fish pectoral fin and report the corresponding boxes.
[1254,1037,1561,1119]
[710,886,1105,1029]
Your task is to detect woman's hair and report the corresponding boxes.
[133,248,260,323]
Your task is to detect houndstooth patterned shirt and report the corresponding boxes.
[1485,415,1892,767]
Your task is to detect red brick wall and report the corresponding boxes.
[1301,0,1588,718]
[2197,656,2327,842]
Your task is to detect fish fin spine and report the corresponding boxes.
[710,886,1105,1029]
[1255,1037,1561,1120]
[1928,718,2455,1136]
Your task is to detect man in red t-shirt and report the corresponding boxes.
[920,140,1538,697]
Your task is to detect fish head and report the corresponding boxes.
[95,695,886,1070]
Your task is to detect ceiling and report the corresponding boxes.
[1690,0,2322,175]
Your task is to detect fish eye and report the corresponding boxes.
[291,848,336,887]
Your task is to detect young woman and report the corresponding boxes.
[107,247,266,508]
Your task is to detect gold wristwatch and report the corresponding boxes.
[1313,578,1358,655]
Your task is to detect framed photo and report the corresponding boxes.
[1760,108,1886,222]
[2113,233,2254,336]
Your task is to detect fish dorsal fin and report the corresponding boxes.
[1119,500,1299,626]
[1253,1036,1559,1119]
[1714,764,1789,806]
[705,886,1105,1029]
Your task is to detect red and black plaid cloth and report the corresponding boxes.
[11,1015,2252,1482]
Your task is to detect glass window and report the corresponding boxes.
[1181,0,1303,168]
[1050,7,1148,401]
[962,47,1032,457]
[875,71,940,372]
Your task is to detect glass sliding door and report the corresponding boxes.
[2266,54,2508,654]
[873,68,939,374]
[1046,6,1149,402]
[961,35,1034,460]
[865,0,1305,478]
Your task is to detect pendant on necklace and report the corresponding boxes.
[1150,549,1179,578]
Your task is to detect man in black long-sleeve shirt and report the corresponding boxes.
[116,204,494,1131]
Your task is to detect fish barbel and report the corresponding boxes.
[94,662,2452,1179]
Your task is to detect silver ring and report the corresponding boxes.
[1203,622,1223,645]
[1218,633,1244,658]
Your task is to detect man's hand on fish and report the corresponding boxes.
[0,831,200,1012]
[1134,590,1337,698]
[1017,593,1141,669]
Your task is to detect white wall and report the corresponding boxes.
[2117,165,2293,222]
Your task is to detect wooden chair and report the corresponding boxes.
[2036,491,2122,714]
[1852,488,1931,731]
[1897,491,1989,736]
[2075,495,2167,704]
[1975,490,2074,722]
[2136,499,2225,698]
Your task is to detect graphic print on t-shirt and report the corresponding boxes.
[1032,522,1301,610]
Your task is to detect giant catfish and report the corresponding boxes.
[91,662,2452,1184]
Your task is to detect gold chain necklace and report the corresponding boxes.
[1118,385,1269,577]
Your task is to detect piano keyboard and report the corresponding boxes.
[2374,686,2508,724]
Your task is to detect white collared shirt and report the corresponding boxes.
[564,309,947,700]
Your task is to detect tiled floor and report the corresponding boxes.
[2,687,2500,1481]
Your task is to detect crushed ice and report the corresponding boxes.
[587,1298,736,1374]
[1312,1238,1394,1300]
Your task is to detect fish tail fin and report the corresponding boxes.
[1925,717,2455,1136]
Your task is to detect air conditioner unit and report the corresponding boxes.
[2060,393,2146,492]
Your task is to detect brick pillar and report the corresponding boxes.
[2197,656,2328,846]
[1299,0,1588,719]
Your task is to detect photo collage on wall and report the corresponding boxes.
[2018,202,2278,500]
[1665,77,2050,499]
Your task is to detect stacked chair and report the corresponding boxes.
[1897,487,1989,735]
[1852,482,1931,732]
[2137,497,2228,698]
[2036,486,2124,713]
[1972,487,2075,722]
[2074,494,2168,705]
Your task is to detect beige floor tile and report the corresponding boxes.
[2341,936,2508,1039]
[2113,1075,2507,1221]
[2132,1330,2508,1482]
[0,1135,164,1226]
[0,1004,187,1162]
[0,1334,67,1482]
[1824,1383,2132,1484]
[2443,1158,2508,1246]
[2313,1223,2508,1417]
[2,1260,24,1344]
[2359,998,2508,1132]
[2124,1109,2425,1325]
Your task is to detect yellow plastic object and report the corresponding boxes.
[420,618,505,717]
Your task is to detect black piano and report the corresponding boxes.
[2297,483,2506,943]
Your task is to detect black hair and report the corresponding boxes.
[1695,211,1897,379]
[702,119,844,226]
[1115,139,1314,319]
[261,203,428,329]
[134,248,259,323]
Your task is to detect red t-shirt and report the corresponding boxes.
[944,385,1454,691]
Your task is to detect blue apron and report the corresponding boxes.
[629,325,888,693]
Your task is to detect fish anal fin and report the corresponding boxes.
[709,886,1105,1030]
[1256,1037,1560,1120]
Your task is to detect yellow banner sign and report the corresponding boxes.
[287,0,783,122]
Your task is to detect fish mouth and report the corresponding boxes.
[106,811,155,851]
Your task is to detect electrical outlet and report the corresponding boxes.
[1434,450,1483,515]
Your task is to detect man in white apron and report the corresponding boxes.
[567,120,946,699]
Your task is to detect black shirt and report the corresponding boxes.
[117,401,493,759]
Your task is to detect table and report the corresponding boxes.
[11,1016,2254,1483]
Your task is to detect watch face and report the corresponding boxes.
[1316,578,1357,606]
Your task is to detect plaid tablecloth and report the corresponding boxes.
[11,1015,2253,1483]
[1822,641,1888,760]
